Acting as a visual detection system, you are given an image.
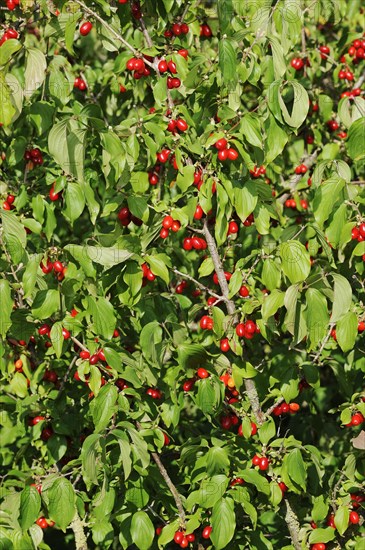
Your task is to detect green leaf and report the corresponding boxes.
[92,384,118,432]
[268,37,286,78]
[140,321,162,358]
[29,102,55,136]
[48,478,76,531]
[286,448,306,490]
[308,528,336,544]
[262,290,284,321]
[210,497,236,550]
[19,486,41,531]
[264,114,288,163]
[219,39,237,85]
[312,177,345,229]
[0,280,13,339]
[0,39,22,67]
[176,165,195,192]
[240,114,262,148]
[330,273,352,323]
[88,296,116,340]
[196,379,217,415]
[278,81,309,128]
[258,418,276,445]
[64,181,85,223]
[1,210,27,262]
[336,311,358,352]
[145,254,170,284]
[279,241,311,284]
[234,182,258,223]
[24,47,47,99]
[0,71,15,126]
[32,289,60,319]
[305,289,329,350]
[48,120,86,182]
[241,469,270,495]
[311,495,329,523]
[50,322,64,359]
[347,117,365,161]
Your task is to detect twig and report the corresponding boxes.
[284,498,302,550]
[58,356,77,393]
[0,235,25,307]
[150,451,186,528]
[353,69,365,89]
[70,336,89,352]
[265,397,285,418]
[242,254,263,284]
[202,220,265,425]
[73,0,153,67]
[172,268,227,302]
[311,323,335,364]
[139,16,153,48]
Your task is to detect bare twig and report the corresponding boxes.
[70,336,89,352]
[58,356,77,393]
[279,149,319,205]
[202,220,265,425]
[172,268,228,302]
[70,512,88,550]
[311,323,336,364]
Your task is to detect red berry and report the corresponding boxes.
[215,138,228,151]
[80,21,93,36]
[174,532,184,544]
[252,454,261,466]
[38,324,51,336]
[228,221,239,234]
[80,350,90,360]
[176,119,188,132]
[194,205,204,220]
[227,148,238,161]
[160,227,169,239]
[162,215,173,229]
[239,285,249,297]
[359,223,365,237]
[53,260,64,273]
[182,378,195,391]
[41,427,53,441]
[49,186,60,201]
[202,526,212,539]
[167,60,177,74]
[180,23,189,35]
[183,238,193,250]
[236,323,245,337]
[158,59,168,73]
[351,412,364,426]
[218,149,228,161]
[197,367,209,379]
[172,23,182,36]
[259,456,269,470]
[358,321,365,332]
[180,537,188,548]
[178,49,189,59]
[36,517,48,529]
[62,328,70,339]
[349,511,359,524]
[220,338,230,352]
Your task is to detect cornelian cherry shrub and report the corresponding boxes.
[0,0,364,549]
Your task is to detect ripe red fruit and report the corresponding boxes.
[228,221,239,234]
[158,60,168,73]
[180,537,188,548]
[236,323,245,337]
[359,223,365,237]
[178,49,189,59]
[62,328,70,339]
[172,23,182,36]
[220,415,233,430]
[278,481,288,493]
[200,316,213,330]
[327,120,339,131]
[183,238,193,250]
[171,220,181,232]
[358,321,365,332]
[162,215,173,229]
[311,544,326,550]
[134,58,145,72]
[239,285,249,298]
[160,227,169,239]
[218,149,228,161]
[214,138,228,151]
[351,412,364,426]
[174,531,184,544]
[252,454,261,466]
[53,260,63,273]
[49,185,60,201]
[202,526,212,539]
[349,511,359,524]
[194,205,204,220]
[245,320,256,334]
[180,23,189,35]
[31,416,45,426]
[171,77,181,88]
[41,427,53,441]
[36,517,48,529]
[291,57,304,70]
[80,21,93,36]
[157,149,171,163]
[167,60,177,74]
[80,350,90,360]
[197,367,209,379]
[259,456,269,470]
[200,24,212,38]
[227,148,238,161]
[220,338,230,352]
[182,378,195,391]
[38,324,51,336]
[186,533,195,542]
[176,119,188,132]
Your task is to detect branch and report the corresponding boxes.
[73,0,154,68]
[202,220,265,425]
[265,397,285,418]
[172,267,228,303]
[0,235,25,307]
[58,356,77,394]
[70,336,89,352]
[284,498,302,550]
[311,322,335,364]
[70,511,88,550]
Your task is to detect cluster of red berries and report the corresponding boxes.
[351,493,365,509]
[182,236,207,250]
[250,165,266,178]
[243,213,255,226]
[173,530,196,548]
[285,198,309,210]
[175,280,187,294]
[2,194,15,211]
[141,262,156,282]
[199,316,213,330]
[340,87,362,99]
[235,320,259,339]
[36,517,55,530]
[192,168,203,189]
[79,347,107,365]
[252,454,270,471]
[220,412,239,430]
[24,147,44,167]
[160,215,181,238]
[79,21,92,36]
[347,38,365,61]
[213,271,231,285]
[294,163,308,175]
[74,77,87,91]
[126,57,150,79]
[290,57,305,70]
[40,259,67,280]
[115,378,129,391]
[117,205,142,227]
[200,23,213,38]
[0,27,18,46]
[338,67,354,81]
[219,372,241,404]
[351,222,365,242]
[272,402,300,416]
[3,0,20,10]
[213,138,238,161]
[146,387,162,399]
[166,117,188,134]
[345,412,364,427]
[164,22,189,38]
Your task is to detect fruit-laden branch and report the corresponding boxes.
[136,422,186,528]
[70,511,88,550]
[202,220,265,425]
[73,0,153,68]
[278,149,319,205]
[284,498,302,550]
[172,267,228,303]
